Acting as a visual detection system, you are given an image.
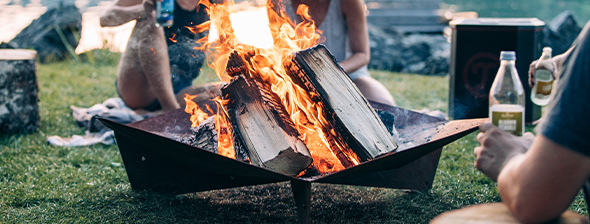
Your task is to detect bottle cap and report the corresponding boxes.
[500,51,516,61]
[543,47,552,54]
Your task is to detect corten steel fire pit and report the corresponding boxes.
[100,101,485,223]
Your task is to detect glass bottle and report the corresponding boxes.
[530,47,555,106]
[156,0,174,27]
[489,51,525,136]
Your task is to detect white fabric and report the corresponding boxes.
[47,130,115,147]
[47,98,154,147]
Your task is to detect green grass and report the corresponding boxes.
[0,50,586,223]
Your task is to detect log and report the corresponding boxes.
[288,45,398,161]
[189,116,218,153]
[0,49,40,133]
[176,114,249,163]
[222,75,313,176]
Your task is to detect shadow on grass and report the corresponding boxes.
[89,182,459,223]
[9,198,67,209]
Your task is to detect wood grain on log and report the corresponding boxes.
[223,76,312,176]
[290,45,398,161]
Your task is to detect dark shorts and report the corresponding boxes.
[165,2,209,95]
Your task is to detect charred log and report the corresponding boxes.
[176,114,249,163]
[190,116,218,153]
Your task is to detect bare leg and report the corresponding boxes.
[117,17,180,112]
[353,76,396,106]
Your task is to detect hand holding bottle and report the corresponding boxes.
[528,51,558,88]
[529,47,557,106]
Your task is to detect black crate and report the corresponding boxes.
[449,18,544,122]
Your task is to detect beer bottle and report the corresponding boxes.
[489,51,525,136]
[156,0,174,27]
[530,47,555,106]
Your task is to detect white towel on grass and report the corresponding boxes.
[47,98,154,147]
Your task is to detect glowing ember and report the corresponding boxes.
[184,0,360,173]
[169,33,178,43]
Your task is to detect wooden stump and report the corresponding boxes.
[0,49,40,134]
[430,203,588,224]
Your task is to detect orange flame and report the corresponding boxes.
[169,33,178,43]
[184,94,209,127]
[212,97,235,159]
[185,94,235,159]
[185,0,359,173]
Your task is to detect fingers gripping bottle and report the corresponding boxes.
[489,51,526,136]
[531,47,555,106]
[156,0,174,27]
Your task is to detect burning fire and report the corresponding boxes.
[184,95,235,159]
[184,0,360,173]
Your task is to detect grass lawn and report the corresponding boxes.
[0,50,587,223]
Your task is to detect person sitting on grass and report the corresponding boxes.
[473,20,590,223]
[100,0,220,113]
[276,0,396,106]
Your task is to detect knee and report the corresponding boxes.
[353,76,395,106]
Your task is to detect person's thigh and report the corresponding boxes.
[352,76,396,106]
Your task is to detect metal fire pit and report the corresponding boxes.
[99,101,485,223]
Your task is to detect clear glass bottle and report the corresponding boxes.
[489,51,525,136]
[530,47,555,106]
[156,0,174,27]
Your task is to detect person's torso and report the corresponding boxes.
[285,0,349,62]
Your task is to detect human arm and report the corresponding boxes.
[476,33,590,221]
[339,0,370,74]
[175,0,199,11]
[496,135,590,223]
[99,0,144,27]
[142,0,204,13]
[481,22,590,223]
[475,124,590,223]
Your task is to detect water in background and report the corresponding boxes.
[0,0,133,53]
[443,0,590,25]
[2,0,590,54]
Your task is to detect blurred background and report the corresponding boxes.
[1,0,589,54]
[443,0,590,23]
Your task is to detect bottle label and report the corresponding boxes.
[490,105,524,136]
[535,69,553,96]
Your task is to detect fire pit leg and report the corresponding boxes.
[290,179,311,224]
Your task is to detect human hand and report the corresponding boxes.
[528,58,558,88]
[142,0,160,18]
[176,0,200,10]
[473,123,535,181]
[528,59,539,88]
